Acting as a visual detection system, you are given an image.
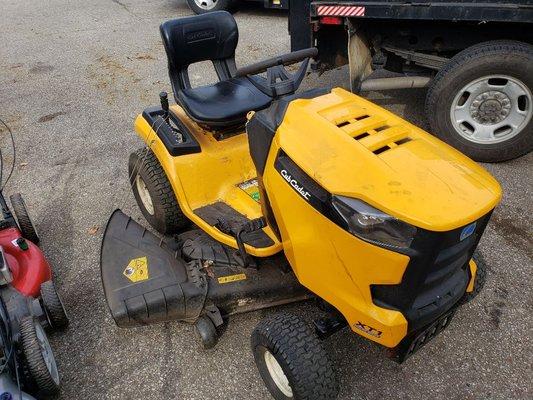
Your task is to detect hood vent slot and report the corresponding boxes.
[370,136,413,154]
[325,104,412,155]
[375,125,391,132]
[337,118,413,155]
[354,132,370,140]
[395,137,412,146]
[373,145,391,155]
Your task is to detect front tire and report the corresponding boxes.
[19,317,60,396]
[10,193,40,245]
[129,148,189,235]
[425,40,533,162]
[186,0,237,14]
[195,316,218,349]
[40,281,69,330]
[251,313,339,400]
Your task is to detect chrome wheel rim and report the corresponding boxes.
[35,322,60,385]
[135,175,154,215]
[194,0,218,10]
[450,75,532,144]
[264,350,293,398]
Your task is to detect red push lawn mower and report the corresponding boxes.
[0,190,70,398]
[0,191,68,398]
[0,118,68,398]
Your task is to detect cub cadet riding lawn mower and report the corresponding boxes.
[100,11,502,399]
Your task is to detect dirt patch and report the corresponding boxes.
[490,212,533,261]
[38,111,66,123]
[0,115,22,134]
[111,0,134,15]
[487,286,509,330]
[29,62,54,74]
[134,53,155,61]
[86,53,140,105]
[488,301,505,329]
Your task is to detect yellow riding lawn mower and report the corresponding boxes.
[100,11,502,400]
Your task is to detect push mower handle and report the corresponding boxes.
[235,48,318,78]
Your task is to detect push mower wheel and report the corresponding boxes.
[10,193,40,244]
[40,281,69,330]
[460,252,487,304]
[195,316,218,349]
[19,316,60,396]
[251,313,339,400]
[129,148,190,235]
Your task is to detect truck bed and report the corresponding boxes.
[309,1,533,23]
[289,0,533,52]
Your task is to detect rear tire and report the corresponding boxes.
[425,40,533,162]
[40,281,69,330]
[10,193,40,245]
[186,0,237,14]
[19,317,60,396]
[129,148,189,235]
[251,313,339,400]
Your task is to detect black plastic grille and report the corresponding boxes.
[372,211,493,332]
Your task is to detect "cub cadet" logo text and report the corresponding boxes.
[280,169,311,201]
[186,29,215,42]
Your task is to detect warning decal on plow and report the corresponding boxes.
[123,256,149,282]
[218,273,247,284]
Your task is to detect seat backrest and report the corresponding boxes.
[160,11,239,96]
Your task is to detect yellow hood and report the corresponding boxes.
[277,88,502,231]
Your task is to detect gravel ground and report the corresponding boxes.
[0,0,531,399]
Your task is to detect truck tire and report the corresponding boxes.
[425,40,533,162]
[10,193,40,245]
[129,148,190,235]
[19,317,60,396]
[251,313,339,400]
[186,0,236,14]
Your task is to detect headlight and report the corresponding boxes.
[331,195,417,249]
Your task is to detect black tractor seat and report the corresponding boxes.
[160,12,316,129]
[160,11,273,129]
[177,77,272,127]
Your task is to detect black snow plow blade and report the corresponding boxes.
[101,210,310,329]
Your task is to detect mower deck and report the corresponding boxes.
[100,210,310,328]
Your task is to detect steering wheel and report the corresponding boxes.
[235,48,318,98]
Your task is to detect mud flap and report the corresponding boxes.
[100,210,207,327]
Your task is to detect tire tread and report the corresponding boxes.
[252,313,338,400]
[19,317,60,395]
[425,40,533,162]
[129,148,189,234]
[10,193,40,244]
[40,281,69,330]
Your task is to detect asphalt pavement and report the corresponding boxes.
[0,0,531,399]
